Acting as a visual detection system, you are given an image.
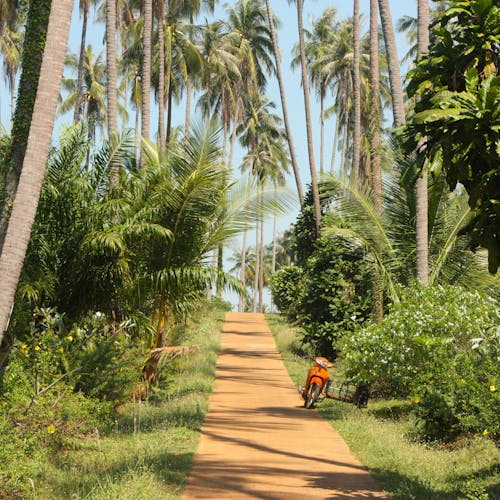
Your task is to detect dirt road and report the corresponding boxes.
[182,312,387,499]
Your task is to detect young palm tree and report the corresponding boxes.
[0,23,22,119]
[264,0,303,205]
[0,0,73,341]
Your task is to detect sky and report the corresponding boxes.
[0,0,418,307]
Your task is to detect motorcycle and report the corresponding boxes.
[300,356,333,408]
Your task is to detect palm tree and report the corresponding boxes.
[141,0,153,166]
[352,0,361,183]
[0,0,73,341]
[291,0,321,231]
[378,0,405,127]
[0,0,60,253]
[415,0,430,285]
[106,0,119,138]
[265,0,303,205]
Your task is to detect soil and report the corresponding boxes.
[182,312,387,499]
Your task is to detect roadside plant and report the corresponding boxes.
[341,285,499,439]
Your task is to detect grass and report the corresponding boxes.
[266,313,500,500]
[31,309,224,500]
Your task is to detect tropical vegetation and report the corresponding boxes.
[0,0,499,496]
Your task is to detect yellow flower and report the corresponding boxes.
[65,335,73,341]
[490,385,496,392]
[46,424,56,434]
[414,397,420,404]
[21,343,27,349]
[34,345,40,351]
[483,429,489,436]
[459,379,466,385]
[59,347,64,353]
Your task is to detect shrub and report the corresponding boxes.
[269,266,302,320]
[341,285,499,439]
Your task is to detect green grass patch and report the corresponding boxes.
[21,309,224,500]
[266,313,500,500]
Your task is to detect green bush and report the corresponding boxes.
[269,266,302,320]
[341,285,499,439]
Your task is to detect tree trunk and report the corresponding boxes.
[330,113,340,175]
[74,2,88,123]
[378,0,405,127]
[239,228,247,312]
[253,219,260,313]
[185,79,192,139]
[258,191,264,312]
[320,87,325,175]
[0,0,73,342]
[0,0,53,254]
[106,0,119,135]
[296,0,321,231]
[352,0,361,184]
[141,0,153,167]
[370,0,383,323]
[157,3,166,152]
[265,0,303,206]
[416,0,429,285]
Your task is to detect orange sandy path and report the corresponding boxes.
[181,312,387,499]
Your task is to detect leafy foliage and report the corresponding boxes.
[399,0,500,273]
[341,285,499,439]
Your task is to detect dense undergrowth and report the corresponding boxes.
[0,305,224,499]
[267,314,500,500]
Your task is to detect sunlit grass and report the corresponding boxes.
[267,313,500,500]
[34,309,224,499]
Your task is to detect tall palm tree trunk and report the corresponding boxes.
[0,0,53,253]
[352,0,361,183]
[239,228,248,312]
[320,87,325,175]
[378,0,405,127]
[265,0,304,206]
[330,114,341,175]
[157,3,166,152]
[0,0,73,342]
[74,2,88,123]
[370,0,383,322]
[296,0,321,231]
[258,189,265,312]
[106,0,119,136]
[253,219,260,312]
[416,0,429,285]
[141,0,153,166]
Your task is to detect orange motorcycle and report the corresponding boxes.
[300,356,333,408]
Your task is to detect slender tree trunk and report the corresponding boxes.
[330,114,340,175]
[9,72,15,118]
[0,0,72,342]
[370,0,383,323]
[253,219,260,313]
[265,0,304,206]
[352,0,361,183]
[106,0,119,135]
[340,116,350,181]
[141,0,153,167]
[296,0,321,231]
[239,228,247,312]
[378,0,405,127]
[185,79,192,139]
[74,3,88,123]
[166,81,173,145]
[258,188,264,312]
[416,0,429,285]
[157,3,166,152]
[134,103,140,162]
[320,88,325,175]
[0,0,53,253]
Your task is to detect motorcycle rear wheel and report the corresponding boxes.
[304,383,321,408]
